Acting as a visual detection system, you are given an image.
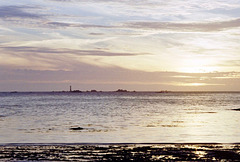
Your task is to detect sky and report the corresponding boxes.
[0,0,240,91]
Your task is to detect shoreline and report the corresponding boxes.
[1,143,239,161]
[1,142,240,146]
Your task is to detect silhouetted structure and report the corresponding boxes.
[69,85,82,93]
[72,90,82,93]
[116,89,128,92]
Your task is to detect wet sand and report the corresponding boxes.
[0,143,239,161]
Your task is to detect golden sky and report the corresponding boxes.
[0,0,240,91]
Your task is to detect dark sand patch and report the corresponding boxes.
[0,144,239,161]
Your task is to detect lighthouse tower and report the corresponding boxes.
[70,85,72,92]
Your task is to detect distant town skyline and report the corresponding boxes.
[0,0,240,91]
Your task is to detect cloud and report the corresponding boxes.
[1,46,147,56]
[46,0,240,14]
[218,60,240,67]
[1,65,240,91]
[89,33,104,35]
[124,18,240,32]
[208,8,240,17]
[40,18,240,32]
[0,0,240,91]
[0,46,149,71]
[0,6,43,19]
[49,0,72,1]
[29,18,240,32]
[45,22,113,29]
[48,0,152,4]
[1,2,239,33]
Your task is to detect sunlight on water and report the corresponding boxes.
[0,92,239,143]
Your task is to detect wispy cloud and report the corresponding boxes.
[45,22,113,29]
[0,6,43,19]
[124,18,240,32]
[13,18,240,32]
[49,0,72,2]
[218,60,240,67]
[89,33,104,36]
[1,2,239,33]
[1,46,147,56]
[0,45,149,71]
[208,7,240,17]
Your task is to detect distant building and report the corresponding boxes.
[69,85,82,93]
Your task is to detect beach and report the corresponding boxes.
[2,0,240,160]
[0,143,240,161]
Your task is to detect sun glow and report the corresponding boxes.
[178,83,207,86]
[179,57,218,73]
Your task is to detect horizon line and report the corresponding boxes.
[1,90,240,93]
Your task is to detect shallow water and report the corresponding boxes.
[0,92,239,143]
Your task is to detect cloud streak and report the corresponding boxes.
[45,22,113,29]
[0,6,43,19]
[1,46,147,56]
[0,46,149,71]
[124,18,240,32]
[1,3,239,33]
[32,18,240,32]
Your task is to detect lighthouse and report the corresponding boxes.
[70,85,72,92]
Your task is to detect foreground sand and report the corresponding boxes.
[0,143,239,161]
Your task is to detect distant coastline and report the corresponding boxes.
[2,91,240,93]
[2,85,240,93]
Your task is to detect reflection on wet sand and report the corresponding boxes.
[0,144,239,161]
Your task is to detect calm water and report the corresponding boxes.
[0,92,239,143]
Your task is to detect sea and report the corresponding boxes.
[0,92,239,144]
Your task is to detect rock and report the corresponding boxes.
[116,89,128,92]
[232,108,240,111]
[70,127,84,130]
